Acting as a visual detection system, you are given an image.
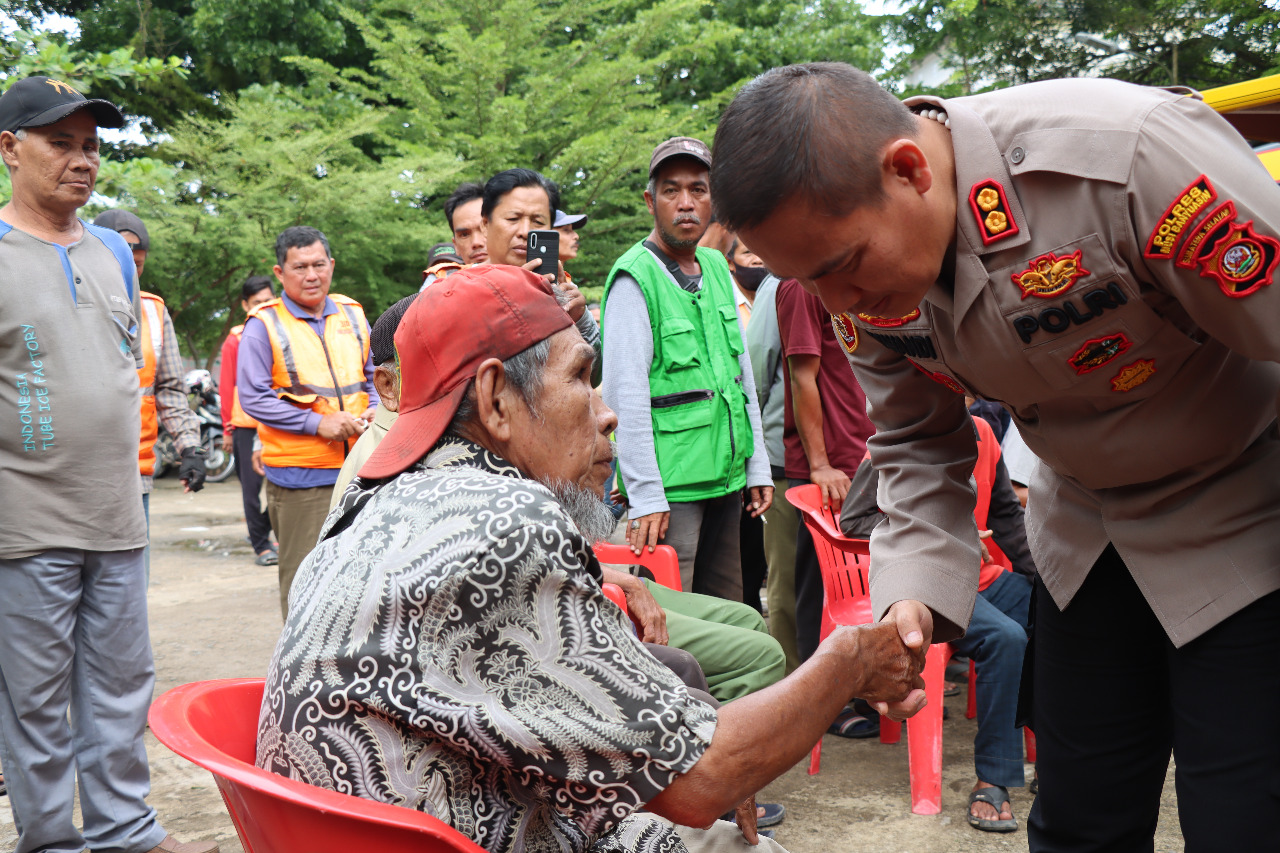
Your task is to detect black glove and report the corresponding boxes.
[178,447,207,492]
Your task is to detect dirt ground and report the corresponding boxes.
[0,477,1184,852]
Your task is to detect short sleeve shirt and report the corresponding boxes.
[257,437,718,853]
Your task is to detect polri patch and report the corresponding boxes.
[1197,220,1280,299]
[1069,333,1131,375]
[1011,250,1090,299]
[857,308,920,328]
[968,180,1019,246]
[1111,359,1156,392]
[831,313,860,354]
[1145,175,1216,260]
[910,361,966,394]
[1176,200,1236,270]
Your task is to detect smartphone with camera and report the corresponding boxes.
[526,229,560,282]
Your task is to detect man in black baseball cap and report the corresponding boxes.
[0,76,219,853]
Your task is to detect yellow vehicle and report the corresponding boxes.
[1202,73,1280,181]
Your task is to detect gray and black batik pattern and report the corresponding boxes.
[257,437,717,853]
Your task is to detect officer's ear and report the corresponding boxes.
[882,138,933,197]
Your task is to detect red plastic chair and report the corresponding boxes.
[592,542,682,591]
[786,484,953,815]
[148,678,487,853]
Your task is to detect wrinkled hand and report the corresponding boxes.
[810,464,851,509]
[734,795,759,846]
[828,622,925,713]
[317,411,366,442]
[221,430,234,453]
[558,275,586,321]
[868,600,933,721]
[628,511,669,555]
[178,447,207,493]
[618,576,668,645]
[745,485,773,518]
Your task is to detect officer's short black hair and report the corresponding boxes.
[481,169,560,222]
[711,63,916,231]
[242,274,274,302]
[444,182,484,230]
[274,225,331,267]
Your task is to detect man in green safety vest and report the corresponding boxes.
[602,137,773,601]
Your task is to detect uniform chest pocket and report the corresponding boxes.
[659,318,703,369]
[1023,295,1200,410]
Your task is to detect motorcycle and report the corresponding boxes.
[153,368,237,483]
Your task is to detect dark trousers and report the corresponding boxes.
[232,427,273,554]
[789,477,823,662]
[1028,545,1280,852]
[739,504,766,613]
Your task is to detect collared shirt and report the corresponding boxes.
[257,437,717,853]
[142,302,200,493]
[237,293,376,489]
[844,79,1280,646]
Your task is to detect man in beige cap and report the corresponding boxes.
[601,137,773,601]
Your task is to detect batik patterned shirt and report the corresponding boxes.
[257,437,717,853]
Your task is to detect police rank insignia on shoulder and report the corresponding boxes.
[1011,250,1090,299]
[968,180,1019,246]
[1111,359,1156,392]
[1069,333,1131,375]
[831,313,859,354]
[1197,220,1280,299]
[910,361,966,394]
[1145,175,1216,260]
[857,308,920,328]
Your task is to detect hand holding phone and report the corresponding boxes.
[525,230,560,283]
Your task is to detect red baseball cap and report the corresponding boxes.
[359,265,573,479]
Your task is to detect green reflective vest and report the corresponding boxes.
[603,243,753,502]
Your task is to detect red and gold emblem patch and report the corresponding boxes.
[968,179,1019,246]
[1145,175,1216,260]
[910,361,966,394]
[1010,250,1090,300]
[830,313,860,354]
[1176,200,1236,270]
[1111,359,1156,392]
[1068,333,1131,375]
[1197,220,1280,299]
[857,308,920,328]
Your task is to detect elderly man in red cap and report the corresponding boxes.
[257,264,925,853]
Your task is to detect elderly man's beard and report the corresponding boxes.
[658,214,703,251]
[540,442,619,544]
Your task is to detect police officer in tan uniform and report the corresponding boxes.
[711,62,1280,851]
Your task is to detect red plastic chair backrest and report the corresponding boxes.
[148,679,487,853]
[785,484,874,638]
[592,541,682,591]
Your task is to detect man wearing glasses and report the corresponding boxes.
[237,225,376,617]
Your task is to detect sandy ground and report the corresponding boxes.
[0,477,1184,852]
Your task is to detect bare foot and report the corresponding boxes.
[970,780,1012,822]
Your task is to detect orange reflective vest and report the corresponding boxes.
[227,324,259,429]
[137,292,166,476]
[251,295,371,469]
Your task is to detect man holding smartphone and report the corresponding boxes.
[601,138,773,601]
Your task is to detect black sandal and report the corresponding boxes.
[968,785,1017,833]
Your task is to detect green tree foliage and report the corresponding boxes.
[891,0,1280,96]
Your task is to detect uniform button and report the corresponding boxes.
[75,277,82,284]
[1009,147,1025,164]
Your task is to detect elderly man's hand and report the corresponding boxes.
[317,411,365,442]
[734,795,760,845]
[601,569,669,644]
[828,620,927,719]
[628,511,669,555]
[865,600,934,721]
[557,276,587,321]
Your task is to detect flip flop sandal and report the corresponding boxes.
[255,551,279,566]
[968,785,1017,833]
[1029,775,1038,796]
[1,773,6,796]
[828,706,880,738]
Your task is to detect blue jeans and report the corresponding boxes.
[948,570,1032,788]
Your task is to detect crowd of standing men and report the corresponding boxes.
[2,54,1279,853]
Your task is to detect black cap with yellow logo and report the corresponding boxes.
[0,76,125,135]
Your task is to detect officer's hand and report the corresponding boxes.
[178,447,207,493]
[317,412,365,441]
[628,511,669,555]
[558,276,586,321]
[870,600,933,721]
[810,464,851,509]
[745,485,773,518]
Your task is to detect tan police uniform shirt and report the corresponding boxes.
[844,78,1280,647]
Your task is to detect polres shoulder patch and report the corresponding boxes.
[1145,175,1216,260]
[1197,220,1280,299]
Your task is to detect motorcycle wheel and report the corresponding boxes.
[203,429,237,483]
